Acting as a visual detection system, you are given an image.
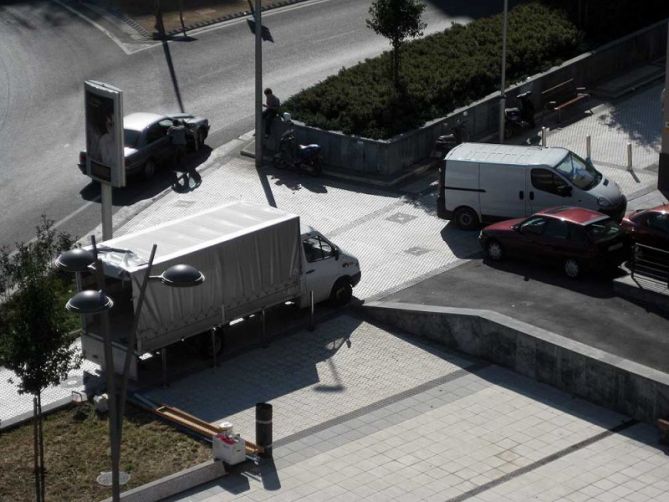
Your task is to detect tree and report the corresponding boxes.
[366,0,426,90]
[0,217,81,501]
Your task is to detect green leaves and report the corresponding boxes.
[285,2,581,139]
[0,217,80,396]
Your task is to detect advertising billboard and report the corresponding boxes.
[84,81,125,187]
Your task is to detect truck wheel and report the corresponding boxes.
[330,278,352,306]
[143,159,156,180]
[454,207,479,230]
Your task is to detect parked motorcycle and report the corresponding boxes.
[273,129,322,176]
[431,112,469,160]
[504,91,536,138]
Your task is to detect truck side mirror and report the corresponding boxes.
[333,246,340,260]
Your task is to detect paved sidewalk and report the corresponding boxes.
[164,314,669,502]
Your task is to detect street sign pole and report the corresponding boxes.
[101,183,113,240]
[499,0,508,144]
[255,0,263,168]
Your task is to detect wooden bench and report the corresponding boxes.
[541,79,590,123]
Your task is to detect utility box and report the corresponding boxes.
[213,433,246,465]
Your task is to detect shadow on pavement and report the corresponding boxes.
[79,147,212,206]
[440,222,481,259]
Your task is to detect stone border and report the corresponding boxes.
[104,0,313,40]
[362,301,669,425]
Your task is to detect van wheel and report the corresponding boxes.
[330,278,352,306]
[485,239,504,261]
[454,207,479,230]
[143,159,156,180]
[564,258,581,279]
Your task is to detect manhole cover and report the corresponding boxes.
[405,246,429,256]
[386,212,417,224]
[96,471,130,487]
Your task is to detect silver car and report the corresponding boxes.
[79,112,210,180]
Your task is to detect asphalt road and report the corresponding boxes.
[384,250,669,373]
[0,0,518,248]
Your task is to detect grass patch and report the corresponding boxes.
[0,401,211,501]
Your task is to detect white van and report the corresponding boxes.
[437,143,627,229]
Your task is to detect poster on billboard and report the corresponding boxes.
[84,80,125,188]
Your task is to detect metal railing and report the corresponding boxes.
[630,243,669,286]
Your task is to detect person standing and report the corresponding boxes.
[262,88,281,138]
[168,119,187,165]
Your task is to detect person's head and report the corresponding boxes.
[264,88,273,96]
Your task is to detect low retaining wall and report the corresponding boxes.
[102,459,226,502]
[293,19,668,178]
[363,301,669,425]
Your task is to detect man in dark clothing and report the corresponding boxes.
[168,119,187,165]
[262,88,280,137]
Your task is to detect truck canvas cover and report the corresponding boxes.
[90,201,302,352]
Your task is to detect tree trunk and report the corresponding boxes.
[179,0,187,37]
[38,393,45,502]
[392,41,401,90]
[33,396,41,502]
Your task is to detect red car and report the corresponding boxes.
[620,204,669,250]
[479,206,629,278]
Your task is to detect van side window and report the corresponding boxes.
[303,235,334,262]
[531,168,569,195]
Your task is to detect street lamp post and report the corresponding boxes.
[255,0,263,168]
[499,0,509,143]
[56,242,204,502]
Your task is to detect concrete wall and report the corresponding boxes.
[363,302,669,425]
[292,19,668,178]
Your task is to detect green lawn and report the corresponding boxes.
[0,402,212,502]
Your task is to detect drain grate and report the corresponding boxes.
[386,212,417,224]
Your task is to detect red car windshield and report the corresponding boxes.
[585,218,622,242]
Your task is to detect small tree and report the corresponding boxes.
[366,0,427,89]
[0,217,80,501]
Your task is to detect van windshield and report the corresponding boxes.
[555,152,602,191]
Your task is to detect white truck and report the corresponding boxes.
[80,201,361,379]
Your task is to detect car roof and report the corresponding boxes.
[446,142,568,167]
[124,112,167,132]
[647,203,669,214]
[536,206,609,226]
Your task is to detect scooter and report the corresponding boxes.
[273,129,322,176]
[431,113,469,160]
[504,91,536,138]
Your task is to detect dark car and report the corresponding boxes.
[479,206,629,278]
[620,204,669,250]
[78,112,209,181]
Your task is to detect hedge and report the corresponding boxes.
[284,2,582,140]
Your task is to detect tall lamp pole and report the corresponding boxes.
[659,25,669,191]
[499,0,509,143]
[255,0,263,167]
[56,243,204,502]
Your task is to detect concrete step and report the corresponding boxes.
[593,62,665,99]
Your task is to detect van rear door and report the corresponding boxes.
[479,163,527,219]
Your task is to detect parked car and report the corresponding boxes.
[479,206,629,278]
[78,112,209,181]
[620,204,669,250]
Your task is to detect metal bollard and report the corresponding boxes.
[255,403,273,458]
[586,135,591,159]
[308,290,315,332]
[541,127,547,147]
[627,143,633,171]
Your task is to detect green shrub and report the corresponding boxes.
[285,2,582,139]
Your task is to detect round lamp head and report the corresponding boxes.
[55,248,95,273]
[66,290,114,314]
[160,264,205,288]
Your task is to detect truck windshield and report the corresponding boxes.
[555,152,602,190]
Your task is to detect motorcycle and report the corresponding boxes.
[504,91,536,138]
[273,129,322,176]
[431,112,469,160]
